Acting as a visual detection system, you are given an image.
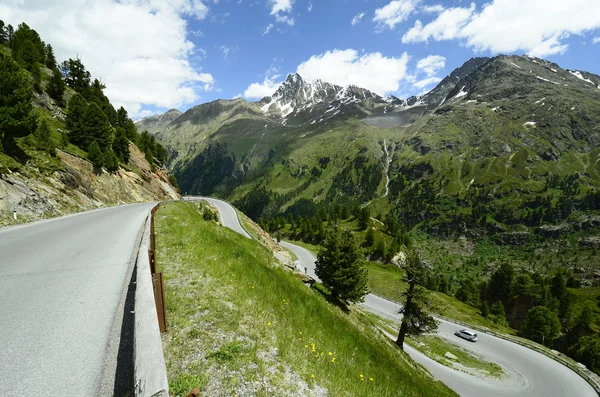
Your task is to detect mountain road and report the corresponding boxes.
[199,196,597,397]
[0,203,155,396]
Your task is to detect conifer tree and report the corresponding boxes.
[315,224,369,303]
[112,126,130,163]
[81,102,113,150]
[36,119,55,155]
[84,78,116,123]
[116,106,140,144]
[47,67,66,107]
[364,228,375,247]
[104,149,120,173]
[87,140,103,168]
[521,306,561,346]
[11,23,45,71]
[395,248,438,350]
[0,54,37,154]
[44,44,56,69]
[66,93,88,148]
[60,57,91,92]
[31,61,42,93]
[7,24,14,46]
[0,20,7,45]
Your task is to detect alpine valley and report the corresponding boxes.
[137,54,600,283]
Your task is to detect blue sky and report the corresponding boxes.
[191,0,600,102]
[1,0,599,118]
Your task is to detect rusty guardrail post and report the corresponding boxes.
[148,203,167,333]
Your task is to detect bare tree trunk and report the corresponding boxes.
[396,280,415,350]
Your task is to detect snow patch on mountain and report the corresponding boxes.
[567,70,595,85]
[536,76,559,85]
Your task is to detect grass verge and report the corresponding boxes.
[156,202,457,397]
[406,336,504,379]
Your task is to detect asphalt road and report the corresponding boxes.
[185,196,251,239]
[203,197,596,397]
[0,203,154,396]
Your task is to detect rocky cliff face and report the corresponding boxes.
[0,143,180,227]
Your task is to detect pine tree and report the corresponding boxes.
[395,248,438,350]
[81,102,113,151]
[87,141,103,168]
[44,44,56,69]
[488,262,515,307]
[11,23,45,71]
[521,306,561,346]
[6,25,14,47]
[315,224,369,304]
[116,106,140,144]
[103,149,120,173]
[0,20,7,45]
[358,207,370,230]
[66,93,88,148]
[60,57,91,92]
[0,54,38,154]
[84,78,116,124]
[36,119,55,155]
[112,126,130,163]
[364,228,375,247]
[168,175,180,193]
[47,67,66,107]
[31,61,42,93]
[59,128,69,148]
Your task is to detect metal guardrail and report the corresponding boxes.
[435,314,600,395]
[134,206,169,397]
[149,204,167,332]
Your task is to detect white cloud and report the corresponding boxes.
[403,0,600,58]
[412,76,441,89]
[244,77,282,98]
[352,12,366,26]
[268,0,295,26]
[402,4,475,43]
[275,14,295,25]
[422,4,445,13]
[243,66,283,98]
[593,36,600,44]
[263,23,274,35]
[219,45,237,60]
[0,0,214,118]
[307,2,313,12]
[269,0,294,15]
[296,49,410,96]
[416,54,445,76]
[373,0,420,31]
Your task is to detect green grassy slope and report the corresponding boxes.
[155,201,457,397]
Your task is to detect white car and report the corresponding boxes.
[455,329,478,342]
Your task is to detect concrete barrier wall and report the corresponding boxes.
[134,211,169,397]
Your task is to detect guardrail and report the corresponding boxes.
[435,313,600,395]
[149,204,167,332]
[134,205,169,397]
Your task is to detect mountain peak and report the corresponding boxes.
[285,73,304,84]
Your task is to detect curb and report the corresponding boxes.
[134,209,169,397]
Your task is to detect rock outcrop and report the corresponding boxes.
[0,143,179,227]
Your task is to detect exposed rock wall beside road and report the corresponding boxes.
[0,143,179,227]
